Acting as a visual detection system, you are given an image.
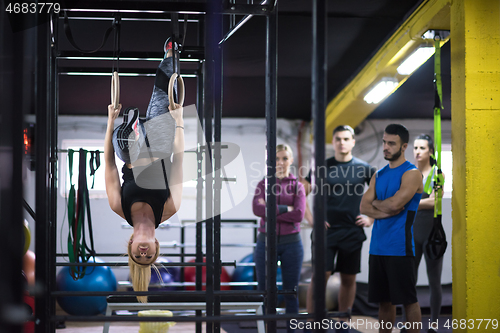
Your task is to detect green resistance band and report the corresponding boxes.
[433,39,445,217]
[67,149,89,280]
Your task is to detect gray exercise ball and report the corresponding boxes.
[298,266,341,311]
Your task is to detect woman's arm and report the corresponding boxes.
[104,104,125,219]
[419,172,445,210]
[162,104,184,220]
[252,180,266,218]
[277,182,306,223]
[418,191,435,210]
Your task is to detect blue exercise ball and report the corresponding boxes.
[232,253,284,302]
[127,259,181,291]
[155,258,181,284]
[151,266,178,291]
[232,253,256,290]
[56,257,117,316]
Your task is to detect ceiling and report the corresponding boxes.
[56,0,451,121]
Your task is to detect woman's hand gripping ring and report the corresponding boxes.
[111,71,120,110]
[168,73,185,109]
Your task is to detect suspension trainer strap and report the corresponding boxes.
[66,149,98,279]
[433,39,444,218]
[112,15,121,72]
[78,149,97,272]
[423,165,436,195]
[67,150,77,266]
[425,38,448,261]
[67,149,86,279]
[83,152,96,260]
[89,150,101,189]
[63,11,117,54]
[77,149,88,277]
[171,12,180,75]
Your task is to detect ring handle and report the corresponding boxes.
[168,73,185,109]
[111,71,120,109]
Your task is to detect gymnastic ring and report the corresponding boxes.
[168,73,185,109]
[111,71,120,109]
[23,219,31,254]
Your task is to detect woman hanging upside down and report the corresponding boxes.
[104,39,184,302]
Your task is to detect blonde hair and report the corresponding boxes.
[127,234,160,303]
[276,144,293,157]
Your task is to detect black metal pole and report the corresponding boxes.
[35,18,56,333]
[265,4,278,333]
[195,16,205,333]
[213,9,224,333]
[205,4,215,333]
[312,0,327,331]
[50,13,59,333]
[0,10,29,333]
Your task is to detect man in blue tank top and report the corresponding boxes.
[360,124,423,333]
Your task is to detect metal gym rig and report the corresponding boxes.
[0,1,339,332]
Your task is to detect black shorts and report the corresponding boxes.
[325,246,361,274]
[368,255,418,305]
[311,232,362,275]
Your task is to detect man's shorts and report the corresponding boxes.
[368,254,418,305]
[325,246,361,274]
[311,232,362,275]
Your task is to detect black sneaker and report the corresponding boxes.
[116,107,140,153]
[164,37,179,58]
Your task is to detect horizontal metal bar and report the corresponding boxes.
[62,16,200,23]
[57,49,205,61]
[61,3,273,17]
[223,4,272,15]
[61,2,207,15]
[55,262,206,267]
[58,67,197,75]
[58,72,197,78]
[54,283,296,295]
[55,253,200,257]
[159,243,256,248]
[55,261,240,267]
[222,177,237,182]
[123,220,258,229]
[51,290,265,297]
[182,219,257,224]
[57,56,200,62]
[52,312,351,323]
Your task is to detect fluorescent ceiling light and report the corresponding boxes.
[397,47,435,75]
[363,78,398,104]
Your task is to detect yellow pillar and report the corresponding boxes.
[451,0,500,330]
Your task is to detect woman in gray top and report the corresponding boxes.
[412,134,443,333]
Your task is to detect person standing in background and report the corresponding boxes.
[303,125,376,333]
[408,134,443,333]
[252,144,306,333]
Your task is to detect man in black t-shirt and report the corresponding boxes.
[302,125,376,330]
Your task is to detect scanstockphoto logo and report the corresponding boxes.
[249,162,375,197]
[127,104,248,223]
